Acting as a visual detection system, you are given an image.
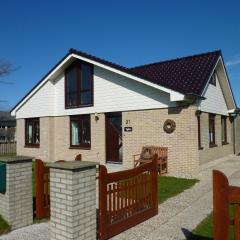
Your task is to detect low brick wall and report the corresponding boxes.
[49,161,97,240]
[0,156,33,230]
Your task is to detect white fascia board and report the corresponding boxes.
[228,109,236,114]
[11,54,185,116]
[219,57,237,109]
[200,56,236,110]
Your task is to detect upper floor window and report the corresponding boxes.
[65,61,93,108]
[210,71,217,86]
[25,118,40,147]
[221,116,228,144]
[209,114,216,147]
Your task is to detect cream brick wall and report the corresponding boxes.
[122,106,199,177]
[53,114,105,164]
[16,108,237,177]
[16,117,54,161]
[199,112,234,164]
[17,114,106,165]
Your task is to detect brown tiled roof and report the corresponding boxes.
[69,48,130,73]
[130,50,221,95]
[71,49,221,95]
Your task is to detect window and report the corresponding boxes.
[210,71,217,86]
[197,115,203,149]
[65,61,93,108]
[25,118,40,147]
[70,115,91,148]
[209,114,216,147]
[221,116,228,144]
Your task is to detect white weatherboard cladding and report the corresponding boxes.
[15,66,175,119]
[200,74,228,115]
[16,81,55,119]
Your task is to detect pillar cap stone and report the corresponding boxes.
[0,155,33,164]
[47,161,98,172]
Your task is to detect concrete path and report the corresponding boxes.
[112,155,240,240]
[1,155,240,240]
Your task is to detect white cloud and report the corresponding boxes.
[226,58,240,67]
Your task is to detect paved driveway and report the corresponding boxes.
[113,155,240,240]
[1,155,240,240]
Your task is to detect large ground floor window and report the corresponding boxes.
[25,118,40,147]
[209,114,216,147]
[70,115,91,149]
[221,116,228,144]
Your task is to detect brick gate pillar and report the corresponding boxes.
[0,156,33,230]
[48,161,98,240]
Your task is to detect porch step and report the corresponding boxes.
[106,163,127,173]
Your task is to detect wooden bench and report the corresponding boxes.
[133,146,168,175]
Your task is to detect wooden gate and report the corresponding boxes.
[98,156,158,240]
[35,156,81,219]
[213,170,240,240]
[35,159,50,218]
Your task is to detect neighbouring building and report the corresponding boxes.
[0,111,16,142]
[10,49,239,177]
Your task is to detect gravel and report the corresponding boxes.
[0,223,49,240]
[1,155,240,240]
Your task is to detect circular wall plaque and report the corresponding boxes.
[163,119,176,134]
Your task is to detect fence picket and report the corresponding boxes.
[0,142,16,155]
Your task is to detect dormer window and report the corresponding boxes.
[65,61,93,108]
[210,71,217,86]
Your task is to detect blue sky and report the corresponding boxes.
[0,0,240,110]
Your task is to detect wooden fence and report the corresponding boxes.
[35,159,50,219]
[98,156,158,240]
[213,170,240,240]
[0,142,16,155]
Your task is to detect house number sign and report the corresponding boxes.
[124,127,133,132]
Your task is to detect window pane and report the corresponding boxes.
[82,118,90,145]
[26,119,39,145]
[28,123,33,144]
[221,118,227,142]
[66,67,77,92]
[67,93,77,106]
[81,91,92,105]
[71,121,80,145]
[81,64,92,90]
[209,117,215,144]
[33,121,40,144]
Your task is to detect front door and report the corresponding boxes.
[106,112,122,163]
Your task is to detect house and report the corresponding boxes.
[10,49,239,177]
[0,111,16,142]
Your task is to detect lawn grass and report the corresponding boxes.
[0,215,10,236]
[158,176,198,203]
[193,206,234,239]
